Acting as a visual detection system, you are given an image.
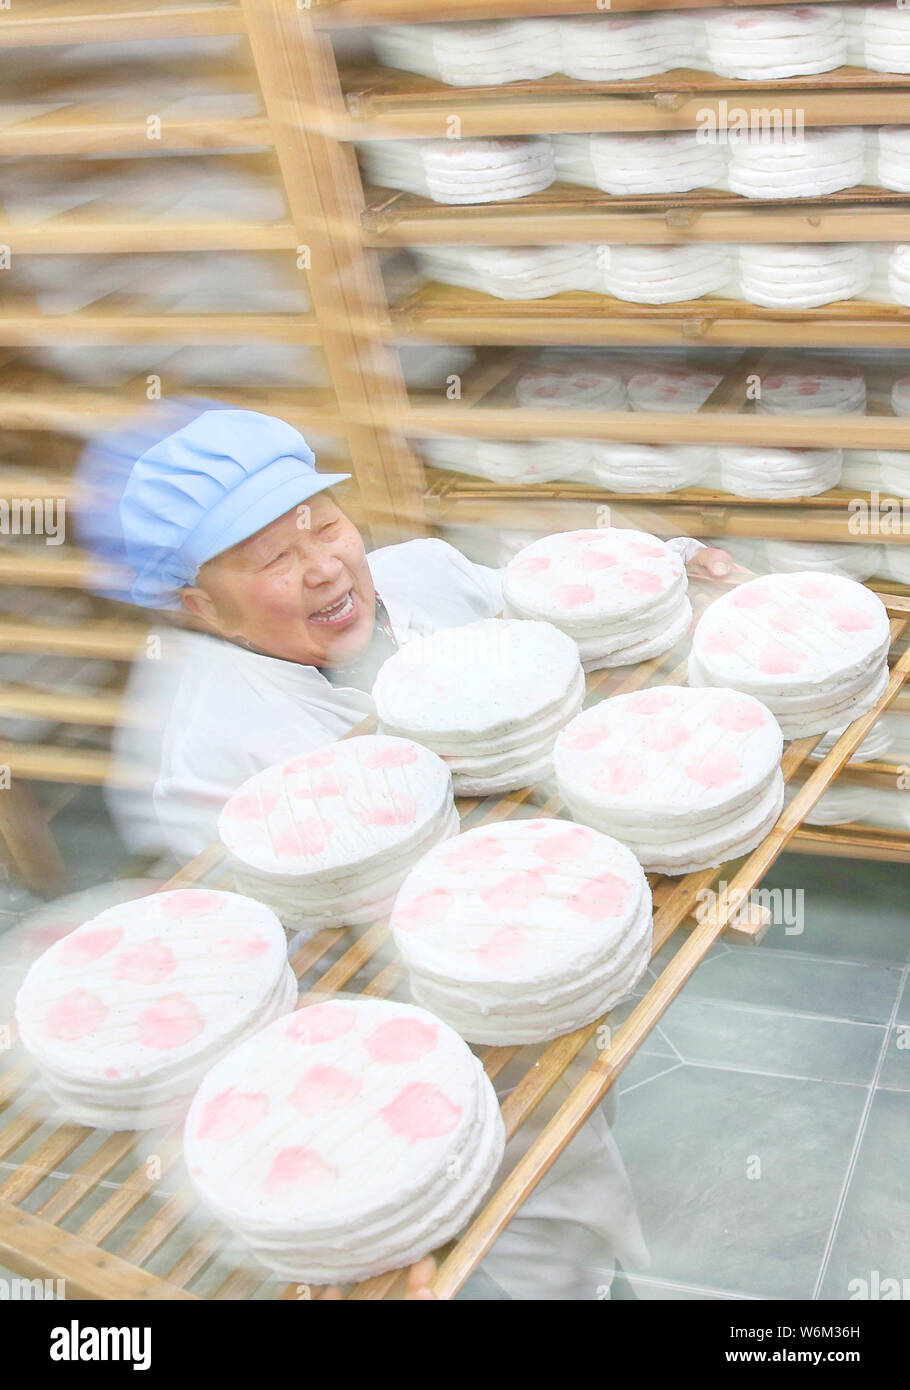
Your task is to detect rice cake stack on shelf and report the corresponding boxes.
[703,5,847,79]
[555,686,784,875]
[373,20,559,85]
[373,619,584,795]
[360,137,555,205]
[878,372,910,497]
[738,245,872,309]
[218,736,458,936]
[718,447,843,499]
[185,998,505,1283]
[503,528,691,671]
[559,10,698,80]
[763,541,883,582]
[689,572,891,738]
[727,128,865,199]
[390,819,652,1044]
[15,889,296,1130]
[414,244,597,300]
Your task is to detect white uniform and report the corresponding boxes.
[107,532,716,1298]
[109,539,503,860]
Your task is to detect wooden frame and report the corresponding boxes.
[1,591,908,1299]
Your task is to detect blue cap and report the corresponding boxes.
[120,408,351,609]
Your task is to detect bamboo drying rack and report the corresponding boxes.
[1,588,909,1301]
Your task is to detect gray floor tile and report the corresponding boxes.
[819,1088,910,1299]
[615,1063,867,1299]
[753,853,910,968]
[610,1270,756,1300]
[662,945,902,1026]
[659,995,886,1086]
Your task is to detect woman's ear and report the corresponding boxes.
[179,584,224,632]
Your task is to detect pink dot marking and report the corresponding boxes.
[592,756,645,797]
[442,837,504,870]
[796,578,831,601]
[44,989,107,1042]
[555,583,595,610]
[561,721,608,752]
[714,698,767,732]
[306,749,336,768]
[729,586,771,610]
[578,549,617,572]
[647,721,691,753]
[197,1088,269,1142]
[758,641,806,676]
[287,1002,356,1046]
[288,1064,362,1115]
[797,380,821,396]
[293,778,342,799]
[362,743,420,770]
[112,941,176,985]
[214,935,270,962]
[394,888,453,934]
[828,606,876,633]
[621,569,665,596]
[568,872,631,920]
[159,890,225,918]
[701,625,736,658]
[357,795,417,828]
[58,926,123,967]
[222,791,280,822]
[379,1082,462,1144]
[104,1067,119,1079]
[512,555,550,579]
[534,826,593,863]
[685,749,743,789]
[626,541,666,560]
[274,817,331,857]
[137,993,204,1051]
[481,870,547,912]
[366,1016,439,1064]
[263,1146,338,1197]
[625,689,677,716]
[476,925,528,972]
[768,607,807,635]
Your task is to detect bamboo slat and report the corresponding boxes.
[390,283,910,349]
[361,189,910,247]
[0,1,245,47]
[314,0,869,25]
[0,112,272,158]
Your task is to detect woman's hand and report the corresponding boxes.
[686,545,753,584]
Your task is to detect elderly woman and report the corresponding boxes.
[101,404,738,1302]
[110,406,735,861]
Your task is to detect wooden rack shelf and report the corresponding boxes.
[341,65,910,137]
[1,591,907,1300]
[390,283,910,348]
[361,183,910,247]
[0,1,246,47]
[313,0,858,27]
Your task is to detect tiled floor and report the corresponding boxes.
[608,851,910,1301]
[1,799,909,1300]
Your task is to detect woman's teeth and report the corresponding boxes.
[310,591,355,624]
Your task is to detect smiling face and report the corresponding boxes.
[179,492,377,667]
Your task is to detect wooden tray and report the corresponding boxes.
[2,591,909,1299]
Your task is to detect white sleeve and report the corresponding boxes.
[430,539,503,616]
[666,535,707,566]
